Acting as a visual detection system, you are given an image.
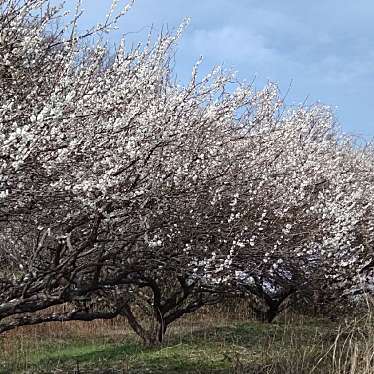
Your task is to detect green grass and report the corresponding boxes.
[0,316,346,374]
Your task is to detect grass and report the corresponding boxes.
[0,307,373,373]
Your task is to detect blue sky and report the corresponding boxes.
[63,0,374,138]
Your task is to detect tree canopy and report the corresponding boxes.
[0,0,373,344]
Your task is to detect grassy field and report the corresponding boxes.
[0,307,373,373]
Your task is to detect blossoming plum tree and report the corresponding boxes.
[0,0,255,337]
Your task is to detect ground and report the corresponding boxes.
[0,307,371,373]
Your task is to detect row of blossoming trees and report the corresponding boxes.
[0,0,373,345]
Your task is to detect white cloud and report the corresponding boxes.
[186,26,276,64]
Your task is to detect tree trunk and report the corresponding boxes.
[121,303,169,347]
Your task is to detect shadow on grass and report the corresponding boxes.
[33,341,140,366]
[1,341,140,373]
[24,342,233,373]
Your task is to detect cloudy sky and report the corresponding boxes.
[64,0,374,137]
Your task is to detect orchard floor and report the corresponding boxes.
[0,308,372,373]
